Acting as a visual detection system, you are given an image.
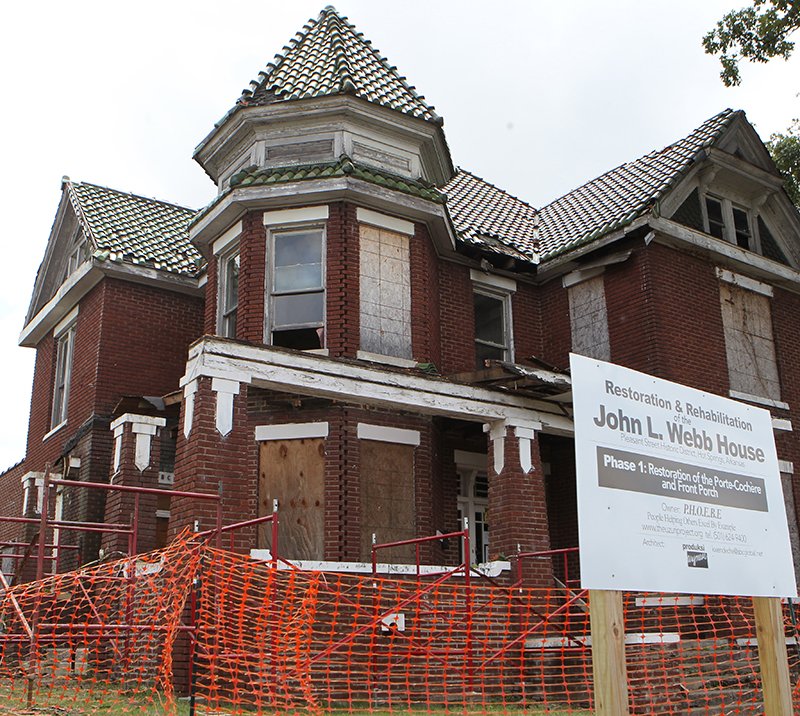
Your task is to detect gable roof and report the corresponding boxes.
[537,109,739,259]
[239,6,440,124]
[66,180,202,276]
[444,169,539,261]
[443,109,743,265]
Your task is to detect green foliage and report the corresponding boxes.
[703,1,800,86]
[767,119,800,205]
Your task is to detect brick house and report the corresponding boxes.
[3,6,800,585]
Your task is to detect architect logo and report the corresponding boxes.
[685,544,709,569]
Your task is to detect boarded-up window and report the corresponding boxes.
[259,438,325,560]
[568,276,610,360]
[719,283,781,401]
[359,225,412,358]
[360,440,415,562]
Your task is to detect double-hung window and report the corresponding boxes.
[471,270,515,369]
[268,228,325,350]
[51,322,76,429]
[218,251,240,338]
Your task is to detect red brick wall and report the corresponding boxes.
[237,213,267,343]
[410,222,441,368]
[326,203,360,358]
[537,277,571,370]
[0,461,26,542]
[438,261,474,374]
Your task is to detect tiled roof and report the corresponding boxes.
[66,180,203,277]
[444,169,538,261]
[239,6,439,124]
[229,157,445,203]
[537,109,739,259]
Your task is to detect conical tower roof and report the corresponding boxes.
[238,6,441,124]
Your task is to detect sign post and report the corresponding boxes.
[570,354,797,713]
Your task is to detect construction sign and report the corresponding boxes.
[571,353,797,597]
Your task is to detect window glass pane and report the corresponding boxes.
[274,263,323,292]
[224,254,239,306]
[474,293,504,345]
[705,197,725,239]
[274,231,322,267]
[273,291,324,328]
[732,207,751,249]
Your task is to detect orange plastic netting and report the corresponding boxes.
[2,539,800,714]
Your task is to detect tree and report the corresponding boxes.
[767,119,800,205]
[703,1,800,87]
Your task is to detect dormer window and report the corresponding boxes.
[702,195,756,252]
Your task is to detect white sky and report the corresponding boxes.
[0,0,797,471]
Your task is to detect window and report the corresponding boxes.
[567,274,610,361]
[703,196,756,251]
[473,289,512,368]
[268,228,324,350]
[218,250,239,338]
[718,271,781,403]
[62,229,88,282]
[51,324,75,428]
[359,223,412,359]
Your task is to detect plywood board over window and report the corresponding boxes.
[359,225,412,359]
[259,439,325,559]
[568,275,610,361]
[360,440,415,562]
[719,283,781,401]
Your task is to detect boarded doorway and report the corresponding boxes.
[360,440,415,562]
[258,438,325,560]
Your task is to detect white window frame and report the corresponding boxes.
[51,317,76,430]
[265,224,327,349]
[217,247,240,338]
[701,194,762,254]
[472,286,514,367]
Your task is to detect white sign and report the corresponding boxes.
[571,353,797,597]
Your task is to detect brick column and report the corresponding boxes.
[170,374,257,551]
[486,420,552,586]
[103,414,165,556]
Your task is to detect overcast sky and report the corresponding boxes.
[0,0,797,471]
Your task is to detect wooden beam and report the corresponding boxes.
[753,596,793,715]
[589,589,630,715]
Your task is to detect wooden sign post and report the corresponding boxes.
[753,596,793,715]
[589,589,630,715]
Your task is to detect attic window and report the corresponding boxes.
[702,195,755,252]
[62,231,88,282]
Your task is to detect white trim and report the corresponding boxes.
[779,460,794,475]
[526,633,680,649]
[42,421,67,442]
[562,266,605,289]
[211,378,240,437]
[211,220,243,255]
[356,207,415,236]
[183,338,574,433]
[110,413,167,431]
[356,350,417,369]
[716,267,773,296]
[729,390,789,411]
[454,450,487,470]
[255,422,329,441]
[155,509,171,519]
[53,306,79,337]
[183,379,198,439]
[263,205,329,226]
[635,596,705,607]
[737,637,798,648]
[470,269,517,293]
[773,417,793,432]
[357,423,420,446]
[249,551,511,577]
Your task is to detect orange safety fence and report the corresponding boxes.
[2,537,800,715]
